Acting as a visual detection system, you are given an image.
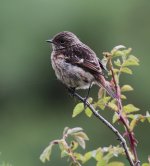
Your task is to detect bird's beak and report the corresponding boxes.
[46,39,53,43]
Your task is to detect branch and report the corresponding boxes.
[107,54,140,166]
[72,91,134,166]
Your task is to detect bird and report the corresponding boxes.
[46,31,117,99]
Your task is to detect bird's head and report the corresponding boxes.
[46,31,80,50]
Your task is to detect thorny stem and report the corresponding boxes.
[71,90,134,166]
[107,53,140,166]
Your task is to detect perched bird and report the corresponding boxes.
[46,31,116,99]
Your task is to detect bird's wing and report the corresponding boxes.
[65,44,104,75]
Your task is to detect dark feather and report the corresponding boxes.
[64,43,105,76]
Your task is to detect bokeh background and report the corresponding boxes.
[0,0,150,165]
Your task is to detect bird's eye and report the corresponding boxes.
[60,39,65,44]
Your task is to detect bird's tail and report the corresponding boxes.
[96,75,117,99]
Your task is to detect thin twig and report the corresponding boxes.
[72,91,134,166]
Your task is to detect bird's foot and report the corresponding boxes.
[67,87,76,98]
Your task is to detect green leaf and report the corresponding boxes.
[129,119,138,131]
[121,85,133,92]
[61,150,69,158]
[108,102,118,112]
[72,103,84,117]
[83,152,92,163]
[96,160,107,166]
[121,95,127,100]
[142,163,150,166]
[70,141,79,151]
[95,148,103,161]
[74,153,85,162]
[120,67,132,74]
[40,143,54,162]
[123,55,139,66]
[123,104,140,113]
[112,113,119,123]
[85,107,93,117]
[107,161,125,166]
[114,59,121,66]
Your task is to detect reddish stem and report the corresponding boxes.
[109,57,140,166]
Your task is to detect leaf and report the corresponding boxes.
[74,136,86,149]
[142,163,150,166]
[123,104,140,114]
[108,102,118,112]
[120,67,132,74]
[72,103,84,117]
[121,95,127,100]
[95,148,103,161]
[146,111,150,123]
[107,161,125,166]
[123,55,139,66]
[63,127,69,135]
[74,153,85,162]
[97,97,111,110]
[96,160,107,166]
[40,143,54,162]
[70,141,79,151]
[85,107,93,117]
[121,85,133,92]
[73,132,89,141]
[130,119,138,131]
[114,59,121,66]
[83,152,92,163]
[67,127,83,135]
[112,113,119,123]
[61,150,69,158]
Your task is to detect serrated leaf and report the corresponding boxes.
[107,161,125,166]
[123,104,140,113]
[123,55,139,66]
[95,148,103,161]
[121,85,133,92]
[40,143,54,162]
[83,152,92,163]
[72,103,84,117]
[67,127,83,135]
[85,107,93,117]
[112,113,119,123]
[114,59,121,66]
[120,67,132,74]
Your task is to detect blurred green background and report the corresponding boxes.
[0,0,150,165]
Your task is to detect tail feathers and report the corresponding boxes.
[97,75,118,99]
